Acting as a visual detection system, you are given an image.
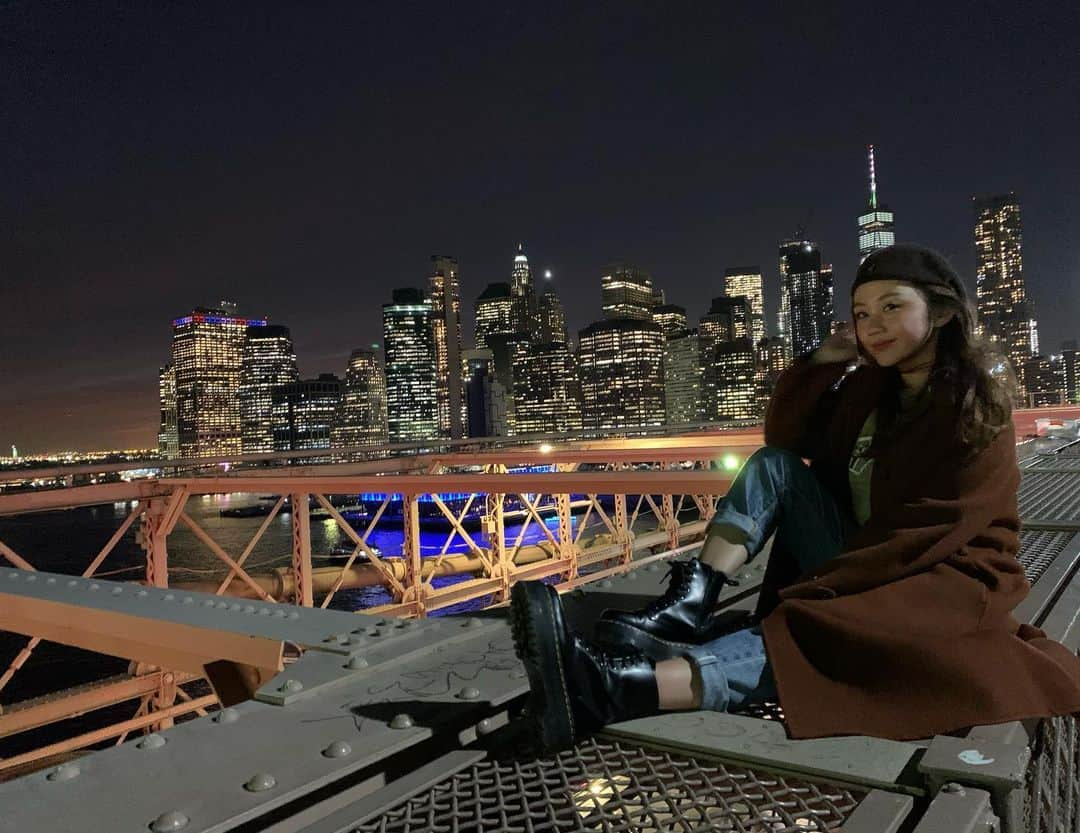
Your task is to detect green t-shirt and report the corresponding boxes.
[848,384,934,526]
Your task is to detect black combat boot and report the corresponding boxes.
[509,580,659,751]
[593,559,740,660]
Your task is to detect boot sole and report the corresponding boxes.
[593,619,694,661]
[509,582,576,751]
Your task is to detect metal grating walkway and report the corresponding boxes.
[349,737,866,833]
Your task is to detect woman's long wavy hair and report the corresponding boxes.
[860,281,1017,459]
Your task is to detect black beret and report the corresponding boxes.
[852,244,966,301]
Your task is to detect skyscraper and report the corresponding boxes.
[238,324,299,454]
[382,288,439,443]
[537,284,569,344]
[778,239,834,358]
[1063,341,1079,405]
[157,363,179,459]
[713,338,757,420]
[699,296,749,421]
[511,341,583,435]
[577,319,665,430]
[601,263,657,321]
[429,255,464,439]
[510,244,539,336]
[663,330,702,425]
[473,282,516,350]
[723,268,766,344]
[652,304,688,339]
[332,347,389,449]
[271,375,342,455]
[974,193,1038,392]
[463,348,507,437]
[171,306,266,458]
[857,145,896,264]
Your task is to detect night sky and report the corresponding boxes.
[3,1,1078,453]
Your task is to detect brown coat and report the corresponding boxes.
[760,355,1080,740]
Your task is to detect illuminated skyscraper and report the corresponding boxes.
[537,284,569,344]
[714,338,757,421]
[171,306,266,458]
[271,375,342,455]
[778,239,834,358]
[601,263,657,321]
[473,282,516,350]
[857,145,896,264]
[512,342,582,434]
[723,268,766,343]
[510,244,540,336]
[974,192,1038,392]
[1063,341,1079,405]
[577,319,665,430]
[663,330,702,425]
[429,255,464,439]
[238,324,299,454]
[332,347,389,449]
[382,288,439,443]
[157,363,179,459]
[652,304,688,339]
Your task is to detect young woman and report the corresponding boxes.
[510,243,1080,750]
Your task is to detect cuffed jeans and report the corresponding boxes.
[684,446,859,712]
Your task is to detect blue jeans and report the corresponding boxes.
[684,446,859,712]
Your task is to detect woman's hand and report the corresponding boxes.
[809,322,859,365]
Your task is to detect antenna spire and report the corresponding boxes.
[868,144,878,210]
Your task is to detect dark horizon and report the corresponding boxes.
[3,1,1078,453]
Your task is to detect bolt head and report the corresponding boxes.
[213,707,239,724]
[46,762,80,782]
[280,679,303,693]
[243,772,277,792]
[322,740,352,758]
[390,713,414,729]
[150,810,190,832]
[345,656,368,670]
[137,733,167,750]
[457,687,481,700]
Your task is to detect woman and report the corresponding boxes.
[510,243,1080,750]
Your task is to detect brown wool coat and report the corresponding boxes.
[759,355,1080,740]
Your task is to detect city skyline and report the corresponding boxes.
[3,3,1079,452]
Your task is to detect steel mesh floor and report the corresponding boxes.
[1018,530,1077,584]
[1018,472,1080,522]
[1023,456,1080,471]
[1025,715,1079,833]
[350,736,865,832]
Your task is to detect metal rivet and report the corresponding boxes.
[137,589,148,597]
[258,608,271,616]
[213,707,239,724]
[46,577,57,584]
[477,718,497,736]
[390,713,414,729]
[25,574,37,582]
[202,599,215,607]
[6,573,18,580]
[68,579,79,587]
[457,687,481,700]
[367,626,381,637]
[230,603,243,612]
[626,572,638,581]
[345,656,368,670]
[243,772,276,792]
[183,597,195,605]
[739,572,752,581]
[243,605,255,614]
[216,601,229,609]
[137,733,167,750]
[376,618,389,627]
[647,563,661,572]
[393,620,407,629]
[150,810,189,832]
[288,611,299,619]
[349,628,365,635]
[322,740,352,758]
[942,783,965,795]
[274,610,288,618]
[280,679,303,693]
[164,593,175,601]
[46,762,80,782]
[112,587,123,595]
[89,583,100,591]
[599,580,613,589]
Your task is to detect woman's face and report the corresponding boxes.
[852,279,939,368]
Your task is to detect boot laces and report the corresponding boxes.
[642,561,695,615]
